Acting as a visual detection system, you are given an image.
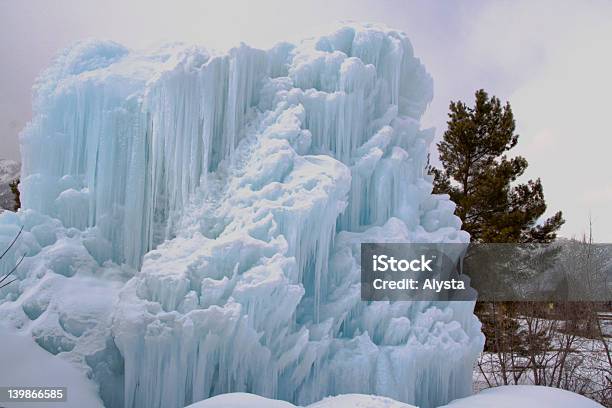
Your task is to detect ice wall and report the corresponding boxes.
[20,41,269,267]
[7,23,484,408]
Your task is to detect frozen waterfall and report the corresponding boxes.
[1,23,484,408]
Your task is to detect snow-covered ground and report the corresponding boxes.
[473,315,611,404]
[441,385,603,408]
[184,387,603,408]
[0,323,103,408]
[184,393,416,408]
[474,341,611,397]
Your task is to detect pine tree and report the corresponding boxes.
[429,89,564,243]
[429,90,564,359]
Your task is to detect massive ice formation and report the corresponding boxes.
[0,23,484,408]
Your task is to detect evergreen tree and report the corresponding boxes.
[429,89,564,243]
[429,90,564,358]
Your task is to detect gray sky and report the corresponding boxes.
[0,0,611,241]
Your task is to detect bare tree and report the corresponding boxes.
[476,221,611,406]
[477,301,611,405]
[0,225,25,290]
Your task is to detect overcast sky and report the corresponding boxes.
[0,0,611,241]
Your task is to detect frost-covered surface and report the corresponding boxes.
[0,323,104,408]
[0,210,131,408]
[183,387,604,408]
[1,23,484,408]
[0,158,20,211]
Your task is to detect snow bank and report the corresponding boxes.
[184,393,295,408]
[185,392,415,408]
[0,323,104,408]
[308,394,417,408]
[184,387,604,408]
[0,210,131,408]
[440,385,604,408]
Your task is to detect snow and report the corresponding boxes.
[0,323,104,408]
[183,387,604,408]
[184,393,415,408]
[307,394,416,408]
[184,393,296,408]
[1,22,487,408]
[440,385,604,408]
[0,210,132,408]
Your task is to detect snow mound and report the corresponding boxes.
[2,22,483,408]
[0,323,104,408]
[308,394,416,408]
[184,387,604,408]
[185,392,415,408]
[440,385,604,408]
[184,393,295,408]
